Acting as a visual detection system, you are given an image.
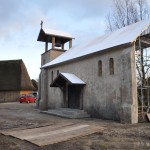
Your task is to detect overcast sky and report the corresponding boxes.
[0,0,113,79]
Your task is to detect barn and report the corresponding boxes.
[0,59,35,102]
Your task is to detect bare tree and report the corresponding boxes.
[106,0,150,80]
[106,0,150,106]
[136,0,149,20]
[106,0,149,32]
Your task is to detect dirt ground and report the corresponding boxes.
[0,102,150,150]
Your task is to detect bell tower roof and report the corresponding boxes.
[37,28,74,44]
[37,21,74,66]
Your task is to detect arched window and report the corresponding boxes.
[109,58,114,75]
[57,70,59,75]
[51,71,53,82]
[98,60,102,76]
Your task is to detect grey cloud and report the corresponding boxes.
[0,0,52,39]
[31,0,113,20]
[0,0,25,21]
[0,0,113,40]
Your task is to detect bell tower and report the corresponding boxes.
[37,21,74,66]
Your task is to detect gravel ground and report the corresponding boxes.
[0,102,150,150]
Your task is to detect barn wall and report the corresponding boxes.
[20,90,33,95]
[0,91,20,102]
[40,46,138,123]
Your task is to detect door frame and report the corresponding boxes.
[64,84,84,109]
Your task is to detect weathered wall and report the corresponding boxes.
[39,49,66,110]
[0,91,20,102]
[41,49,66,66]
[40,46,138,123]
[120,46,138,123]
[38,69,48,110]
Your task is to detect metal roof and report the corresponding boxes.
[50,73,85,87]
[42,19,150,68]
[37,28,74,43]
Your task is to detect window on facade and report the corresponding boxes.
[98,60,102,76]
[51,71,53,82]
[109,58,114,75]
[57,70,59,75]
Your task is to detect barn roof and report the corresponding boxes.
[0,59,35,91]
[42,19,150,69]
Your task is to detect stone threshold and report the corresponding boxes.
[41,108,90,119]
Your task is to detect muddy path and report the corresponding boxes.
[0,102,150,150]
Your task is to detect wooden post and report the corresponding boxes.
[80,87,84,110]
[45,42,48,52]
[64,83,68,107]
[62,43,64,50]
[69,39,72,49]
[52,37,55,49]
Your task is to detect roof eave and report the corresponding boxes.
[37,28,75,42]
[50,73,85,87]
[41,42,132,70]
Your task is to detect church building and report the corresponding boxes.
[37,19,150,123]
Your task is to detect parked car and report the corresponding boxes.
[19,94,36,103]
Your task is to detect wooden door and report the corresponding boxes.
[68,85,81,109]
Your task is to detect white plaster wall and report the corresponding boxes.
[41,46,138,123]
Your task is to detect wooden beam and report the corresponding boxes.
[62,43,64,50]
[69,40,72,49]
[141,39,150,45]
[52,37,55,49]
[45,42,48,52]
[65,83,68,107]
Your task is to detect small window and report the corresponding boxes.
[57,70,59,75]
[109,58,114,75]
[98,60,102,76]
[51,71,53,82]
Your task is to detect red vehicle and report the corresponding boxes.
[19,94,36,103]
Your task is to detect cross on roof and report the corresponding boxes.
[40,20,43,28]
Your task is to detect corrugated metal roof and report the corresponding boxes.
[42,19,150,68]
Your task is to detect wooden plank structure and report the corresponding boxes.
[136,26,150,122]
[147,113,150,121]
[1,123,105,146]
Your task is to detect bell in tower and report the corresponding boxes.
[55,39,62,47]
[37,21,74,66]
